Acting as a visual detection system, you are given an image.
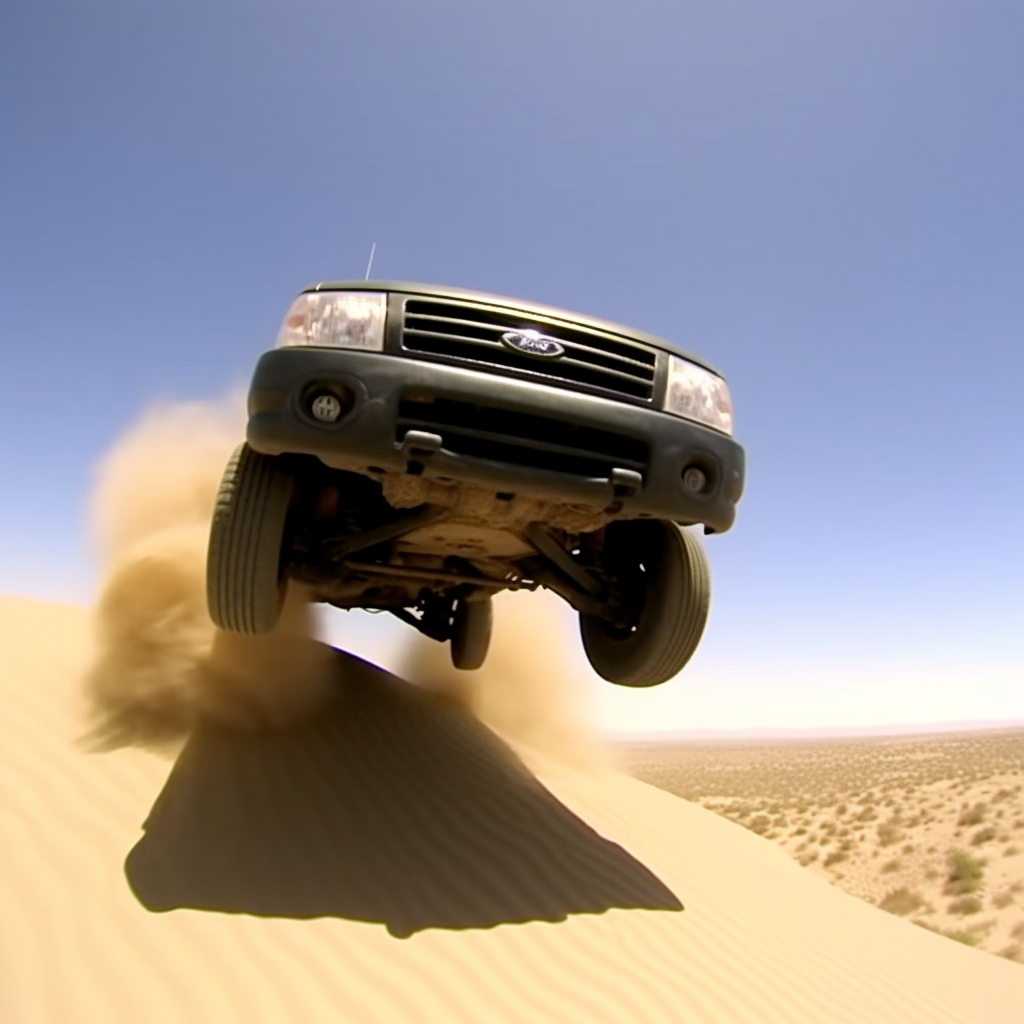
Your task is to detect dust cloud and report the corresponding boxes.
[80,393,607,770]
[80,393,334,754]
[399,590,608,772]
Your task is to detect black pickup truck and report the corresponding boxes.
[206,281,745,687]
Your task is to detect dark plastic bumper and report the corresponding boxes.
[246,348,746,533]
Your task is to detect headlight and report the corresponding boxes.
[664,356,734,436]
[276,291,387,351]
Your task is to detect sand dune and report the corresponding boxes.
[3,394,1020,1021]
[2,593,1022,1024]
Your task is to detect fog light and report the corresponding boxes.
[310,393,344,423]
[682,466,707,493]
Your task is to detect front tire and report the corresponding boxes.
[579,521,711,687]
[207,443,296,635]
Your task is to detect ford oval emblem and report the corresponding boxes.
[500,329,566,359]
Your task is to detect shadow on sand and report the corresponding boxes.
[125,649,683,937]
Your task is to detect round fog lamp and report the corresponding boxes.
[310,393,344,423]
[682,466,707,493]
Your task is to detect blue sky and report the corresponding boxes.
[2,0,1021,731]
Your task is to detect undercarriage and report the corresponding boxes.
[284,461,634,639]
[208,443,715,687]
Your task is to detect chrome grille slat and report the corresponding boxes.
[406,316,655,374]
[401,297,656,403]
[403,330,655,387]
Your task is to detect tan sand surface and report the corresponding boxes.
[2,592,1023,1024]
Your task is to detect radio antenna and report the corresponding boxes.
[363,242,377,281]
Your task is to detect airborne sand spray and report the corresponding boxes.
[80,393,334,753]
[399,590,609,772]
[80,393,607,769]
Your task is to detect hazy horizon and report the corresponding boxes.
[608,719,1024,743]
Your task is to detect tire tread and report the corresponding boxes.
[207,443,293,634]
[580,522,711,687]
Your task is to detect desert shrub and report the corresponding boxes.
[992,891,1015,909]
[1004,845,1021,857]
[901,843,914,855]
[823,850,848,867]
[798,851,819,866]
[998,944,1023,963]
[971,826,998,846]
[948,896,983,915]
[877,819,904,847]
[945,849,985,895]
[748,815,771,835]
[914,919,991,948]
[879,888,924,916]
[794,826,807,836]
[958,804,987,827]
[880,859,902,874]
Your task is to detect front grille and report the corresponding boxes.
[401,298,657,403]
[396,396,649,480]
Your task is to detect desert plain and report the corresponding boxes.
[621,728,1024,964]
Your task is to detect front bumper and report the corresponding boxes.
[246,348,746,532]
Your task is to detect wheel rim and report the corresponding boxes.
[579,522,711,687]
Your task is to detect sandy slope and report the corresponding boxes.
[1,594,1022,1024]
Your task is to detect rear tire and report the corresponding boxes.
[451,597,493,670]
[579,521,711,687]
[207,443,296,634]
